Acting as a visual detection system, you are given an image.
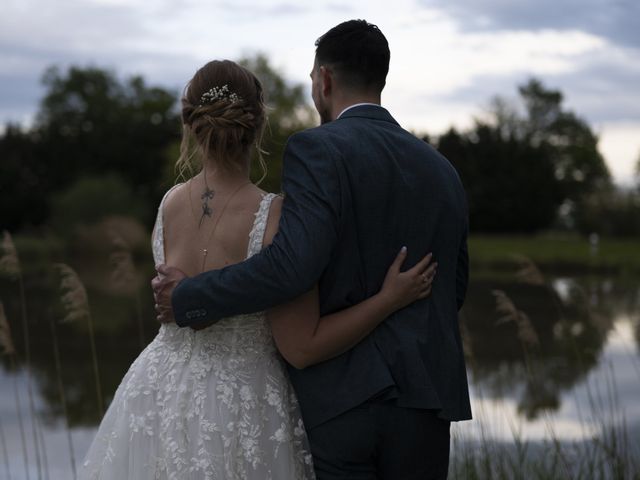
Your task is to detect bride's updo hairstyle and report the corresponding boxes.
[176,60,266,179]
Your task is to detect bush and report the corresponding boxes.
[574,189,640,237]
[51,175,149,236]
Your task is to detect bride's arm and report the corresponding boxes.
[268,248,435,369]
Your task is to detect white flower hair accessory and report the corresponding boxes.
[198,84,241,106]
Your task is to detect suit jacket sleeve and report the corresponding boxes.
[172,130,342,327]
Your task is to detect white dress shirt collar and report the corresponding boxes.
[336,103,382,119]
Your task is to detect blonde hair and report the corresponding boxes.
[176,60,267,182]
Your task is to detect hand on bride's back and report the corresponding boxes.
[151,264,188,324]
[379,248,437,311]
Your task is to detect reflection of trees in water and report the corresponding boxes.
[461,271,628,419]
[0,239,157,427]
[2,245,639,426]
[617,282,640,354]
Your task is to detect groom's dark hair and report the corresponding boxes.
[315,19,390,92]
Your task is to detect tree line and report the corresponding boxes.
[1,56,638,236]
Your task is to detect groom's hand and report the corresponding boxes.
[151,264,188,324]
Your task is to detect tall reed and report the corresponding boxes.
[35,416,49,480]
[0,417,10,480]
[0,300,29,479]
[55,263,104,417]
[48,314,77,479]
[1,232,42,479]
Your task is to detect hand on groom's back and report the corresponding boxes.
[151,264,187,325]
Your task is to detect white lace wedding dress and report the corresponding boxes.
[79,191,315,479]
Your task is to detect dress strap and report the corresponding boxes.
[246,193,278,258]
[152,183,183,266]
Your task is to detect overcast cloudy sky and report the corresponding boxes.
[2,0,638,184]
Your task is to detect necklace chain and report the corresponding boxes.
[197,180,251,272]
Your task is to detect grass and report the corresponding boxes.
[469,234,640,274]
[449,392,639,480]
[11,230,640,274]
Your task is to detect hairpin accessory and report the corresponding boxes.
[198,84,241,106]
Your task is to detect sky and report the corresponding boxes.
[2,0,639,185]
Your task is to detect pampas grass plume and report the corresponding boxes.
[0,231,20,278]
[512,254,545,286]
[54,263,104,416]
[55,263,90,324]
[492,289,539,347]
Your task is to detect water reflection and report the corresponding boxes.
[2,259,638,426]
[0,247,639,477]
[0,254,157,427]
[461,272,639,420]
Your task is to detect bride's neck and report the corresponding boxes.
[201,159,251,189]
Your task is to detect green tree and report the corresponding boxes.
[518,79,611,205]
[239,54,316,192]
[37,66,181,216]
[0,66,182,231]
[438,78,610,233]
[438,124,560,233]
[0,125,50,230]
[573,188,640,237]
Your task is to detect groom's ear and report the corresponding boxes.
[319,65,333,96]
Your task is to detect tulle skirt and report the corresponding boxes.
[79,320,315,480]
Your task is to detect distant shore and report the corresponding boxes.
[469,234,640,274]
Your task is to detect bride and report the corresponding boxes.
[79,59,436,479]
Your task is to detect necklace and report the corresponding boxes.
[197,180,251,272]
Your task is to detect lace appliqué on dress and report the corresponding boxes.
[80,191,314,480]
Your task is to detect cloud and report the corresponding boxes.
[217,1,309,18]
[420,0,640,49]
[0,0,145,62]
[554,56,640,124]
[429,50,640,127]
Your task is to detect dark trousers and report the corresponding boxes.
[308,400,451,480]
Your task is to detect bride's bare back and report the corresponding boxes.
[161,175,281,277]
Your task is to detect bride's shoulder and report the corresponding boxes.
[159,182,187,215]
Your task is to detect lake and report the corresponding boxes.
[1,245,638,479]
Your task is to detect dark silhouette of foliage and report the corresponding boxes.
[0,125,50,230]
[574,188,640,237]
[439,124,560,233]
[37,66,181,221]
[239,54,317,192]
[518,79,610,205]
[437,78,611,233]
[1,66,181,231]
[1,58,315,232]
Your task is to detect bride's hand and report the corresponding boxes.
[379,247,437,311]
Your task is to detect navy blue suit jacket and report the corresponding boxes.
[173,105,472,428]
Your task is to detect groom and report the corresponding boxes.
[154,20,471,479]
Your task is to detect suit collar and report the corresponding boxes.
[336,104,399,126]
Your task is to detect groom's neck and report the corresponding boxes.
[330,91,382,121]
